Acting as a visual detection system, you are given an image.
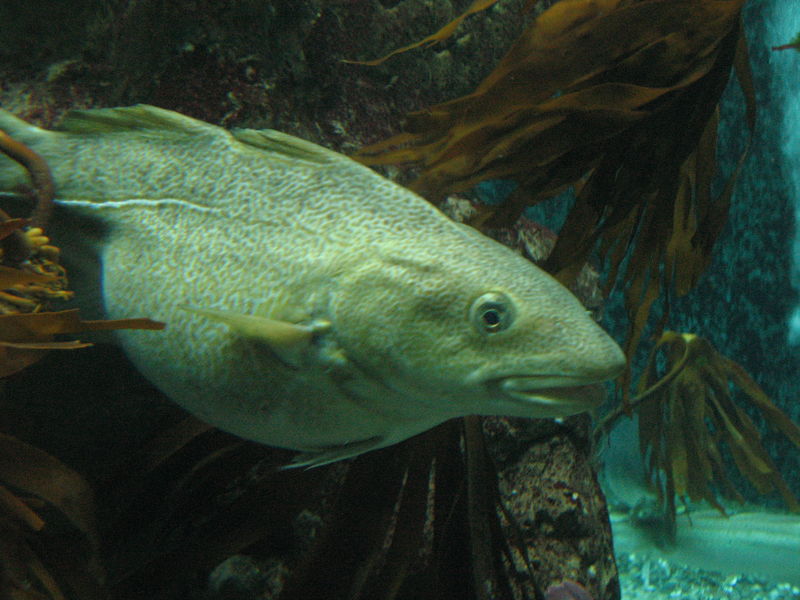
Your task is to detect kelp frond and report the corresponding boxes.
[0,129,54,228]
[0,433,105,599]
[0,309,165,378]
[0,128,166,599]
[597,332,800,536]
[356,0,755,400]
[108,418,532,600]
[357,0,751,202]
[346,0,503,66]
[773,31,800,51]
[0,130,164,378]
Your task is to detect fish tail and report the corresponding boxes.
[0,110,52,195]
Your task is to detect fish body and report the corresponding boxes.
[0,105,625,465]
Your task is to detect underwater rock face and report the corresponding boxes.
[0,0,530,151]
[486,415,619,600]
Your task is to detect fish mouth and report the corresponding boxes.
[498,376,606,412]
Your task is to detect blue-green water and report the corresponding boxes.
[596,1,800,597]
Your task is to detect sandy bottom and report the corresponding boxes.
[617,553,800,600]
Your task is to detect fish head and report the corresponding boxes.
[329,228,626,420]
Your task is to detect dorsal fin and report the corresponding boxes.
[57,104,222,136]
[57,105,346,166]
[232,128,340,165]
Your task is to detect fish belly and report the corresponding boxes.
[72,198,415,452]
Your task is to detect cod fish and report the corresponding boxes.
[0,105,625,466]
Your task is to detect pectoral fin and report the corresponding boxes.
[181,305,319,365]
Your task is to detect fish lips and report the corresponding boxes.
[498,375,607,414]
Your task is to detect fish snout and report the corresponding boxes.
[582,339,627,382]
[494,342,625,416]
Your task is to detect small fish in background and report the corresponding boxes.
[0,105,625,466]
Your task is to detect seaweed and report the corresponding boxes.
[596,332,800,537]
[0,130,164,599]
[0,130,54,228]
[103,417,534,600]
[0,130,164,377]
[0,309,164,378]
[0,433,105,600]
[346,0,503,66]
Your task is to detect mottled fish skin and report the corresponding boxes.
[0,105,626,466]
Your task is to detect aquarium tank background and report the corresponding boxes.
[597,0,800,597]
[0,1,799,600]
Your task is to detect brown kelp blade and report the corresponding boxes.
[0,218,27,241]
[772,31,800,51]
[0,264,55,288]
[0,433,105,600]
[0,125,55,228]
[618,333,800,521]
[346,0,502,66]
[358,0,747,196]
[0,309,164,377]
[106,419,530,600]
[0,433,98,544]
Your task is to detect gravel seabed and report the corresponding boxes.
[617,553,800,600]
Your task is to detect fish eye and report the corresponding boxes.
[470,292,515,334]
